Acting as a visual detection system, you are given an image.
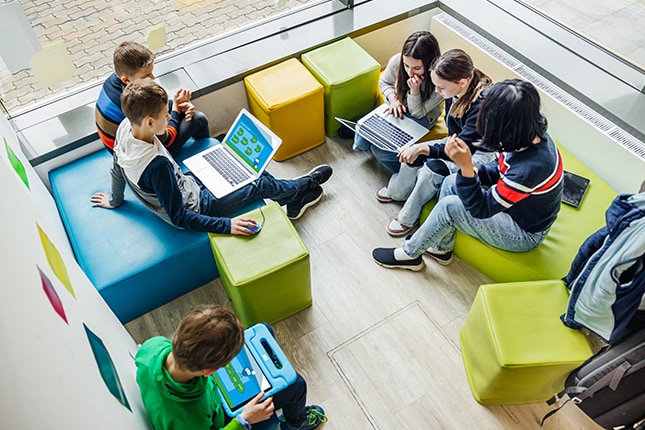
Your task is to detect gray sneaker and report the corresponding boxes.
[287,186,324,220]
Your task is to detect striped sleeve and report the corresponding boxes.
[492,149,563,208]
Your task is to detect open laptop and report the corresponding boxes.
[184,109,282,198]
[335,103,429,152]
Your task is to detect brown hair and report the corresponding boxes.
[121,79,168,126]
[431,49,492,118]
[395,31,441,102]
[113,41,155,77]
[172,305,244,372]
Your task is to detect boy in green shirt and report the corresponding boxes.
[135,305,327,430]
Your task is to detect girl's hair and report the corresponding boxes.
[395,31,441,102]
[172,305,245,371]
[431,49,492,118]
[476,79,548,152]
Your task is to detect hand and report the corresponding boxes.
[239,393,275,424]
[445,134,475,177]
[397,143,429,164]
[230,218,259,235]
[90,192,116,209]
[178,102,195,121]
[384,99,406,119]
[173,88,192,106]
[407,74,423,96]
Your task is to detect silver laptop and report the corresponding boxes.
[335,103,429,152]
[184,109,282,198]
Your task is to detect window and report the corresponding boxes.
[0,0,325,116]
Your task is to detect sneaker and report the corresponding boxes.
[287,186,323,220]
[337,124,355,139]
[372,247,424,271]
[214,133,226,142]
[375,187,392,203]
[298,165,333,189]
[279,405,328,430]
[425,248,454,265]
[386,218,418,237]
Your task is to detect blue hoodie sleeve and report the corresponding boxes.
[427,96,483,160]
[142,157,231,233]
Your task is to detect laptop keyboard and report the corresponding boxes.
[203,149,249,186]
[362,115,413,150]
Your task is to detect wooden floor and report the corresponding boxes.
[125,136,601,429]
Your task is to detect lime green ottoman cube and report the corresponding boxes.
[209,202,311,327]
[301,37,380,136]
[460,280,593,405]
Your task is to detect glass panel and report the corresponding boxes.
[521,0,645,70]
[0,0,324,115]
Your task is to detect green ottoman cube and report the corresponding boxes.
[460,280,593,405]
[209,202,311,327]
[302,37,380,136]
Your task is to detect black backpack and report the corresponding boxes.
[542,325,645,429]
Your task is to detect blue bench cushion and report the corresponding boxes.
[48,137,249,322]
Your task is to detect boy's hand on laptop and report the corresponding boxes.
[90,192,116,209]
[231,218,259,236]
[240,393,275,424]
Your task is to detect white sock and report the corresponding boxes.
[394,247,414,261]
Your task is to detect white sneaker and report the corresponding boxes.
[375,187,392,203]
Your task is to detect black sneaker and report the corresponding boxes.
[372,247,424,271]
[401,234,454,266]
[337,124,355,139]
[298,164,332,188]
[287,186,323,220]
[425,249,454,265]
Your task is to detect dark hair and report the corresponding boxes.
[395,31,441,102]
[172,305,245,372]
[431,49,492,118]
[121,79,168,125]
[113,41,155,77]
[476,79,548,152]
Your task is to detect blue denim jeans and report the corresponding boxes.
[352,113,431,173]
[402,173,549,257]
[198,171,306,217]
[167,110,211,156]
[389,149,495,227]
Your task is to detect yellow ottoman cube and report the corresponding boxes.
[302,37,381,136]
[245,58,325,161]
[209,202,312,327]
[460,280,593,404]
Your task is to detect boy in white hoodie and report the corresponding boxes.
[91,79,332,233]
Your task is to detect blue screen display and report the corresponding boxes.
[225,114,273,173]
[215,345,272,411]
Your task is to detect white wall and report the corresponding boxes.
[0,115,151,430]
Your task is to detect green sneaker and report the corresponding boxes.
[279,405,327,430]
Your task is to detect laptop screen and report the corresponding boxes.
[224,112,274,173]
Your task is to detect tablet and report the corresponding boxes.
[562,170,590,207]
[213,324,297,417]
[215,344,272,413]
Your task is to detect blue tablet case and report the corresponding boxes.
[213,324,297,416]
